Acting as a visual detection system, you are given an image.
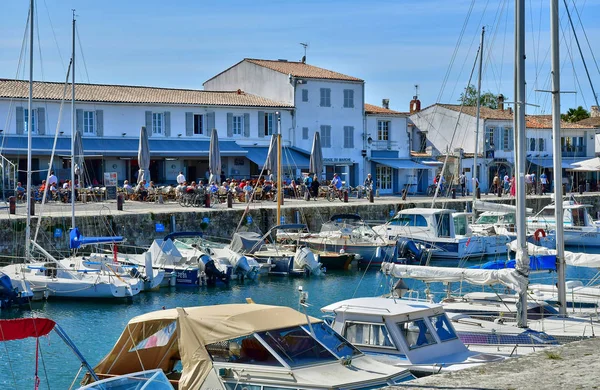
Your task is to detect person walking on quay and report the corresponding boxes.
[492,173,500,195]
[503,174,510,194]
[459,172,466,196]
[177,171,186,185]
[540,171,548,195]
[48,170,58,187]
[525,173,532,194]
[530,172,537,194]
[510,175,516,197]
[310,174,320,200]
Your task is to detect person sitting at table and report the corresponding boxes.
[15,182,25,201]
[209,181,219,193]
[123,180,133,193]
[135,180,148,201]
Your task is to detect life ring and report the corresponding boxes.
[533,228,546,241]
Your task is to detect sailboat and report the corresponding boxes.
[2,7,142,299]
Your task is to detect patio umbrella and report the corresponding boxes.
[266,134,278,179]
[73,129,84,185]
[209,128,221,184]
[309,131,323,179]
[137,126,150,184]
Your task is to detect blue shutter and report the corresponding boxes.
[350,90,354,108]
[16,107,24,135]
[96,110,104,137]
[145,111,152,137]
[349,126,354,148]
[243,113,250,137]
[37,107,45,135]
[185,112,193,136]
[206,112,215,132]
[227,113,233,137]
[302,127,309,140]
[258,111,265,138]
[164,111,171,137]
[76,109,84,134]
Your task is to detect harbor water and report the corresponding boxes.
[1,258,598,389]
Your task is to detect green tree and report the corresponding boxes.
[561,106,590,122]
[459,84,502,109]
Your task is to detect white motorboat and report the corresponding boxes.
[84,303,415,389]
[373,208,511,259]
[297,214,402,268]
[527,201,600,247]
[321,297,504,376]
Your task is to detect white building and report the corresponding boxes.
[0,79,296,186]
[409,100,598,192]
[204,58,366,186]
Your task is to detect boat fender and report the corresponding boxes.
[533,228,546,242]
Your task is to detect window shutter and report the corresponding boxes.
[76,109,84,133]
[350,90,354,108]
[257,111,265,138]
[243,113,250,137]
[227,113,233,137]
[37,107,45,135]
[494,127,500,149]
[16,107,24,135]
[96,110,104,137]
[349,126,354,148]
[185,112,193,136]
[164,111,171,137]
[302,127,309,139]
[145,111,153,137]
[207,112,215,132]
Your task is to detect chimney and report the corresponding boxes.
[591,105,600,118]
[382,99,390,109]
[498,94,505,111]
[409,96,421,114]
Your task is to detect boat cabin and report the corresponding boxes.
[321,297,500,375]
[374,208,460,240]
[529,201,593,228]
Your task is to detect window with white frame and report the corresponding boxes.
[320,125,331,147]
[376,166,392,190]
[320,88,331,107]
[538,138,545,152]
[264,113,275,136]
[343,126,354,148]
[24,108,37,134]
[152,112,163,134]
[343,89,354,108]
[377,120,389,141]
[302,127,309,140]
[232,115,243,136]
[193,114,203,135]
[486,127,496,148]
[302,89,308,102]
[83,111,95,134]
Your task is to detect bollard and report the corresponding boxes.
[227,191,233,208]
[29,196,35,216]
[476,188,481,199]
[205,193,211,208]
[563,183,567,194]
[369,189,374,203]
[8,196,15,215]
[586,181,590,193]
[579,184,584,195]
[401,189,408,201]
[117,194,124,211]
[343,190,348,203]
[451,188,456,199]
[497,185,502,197]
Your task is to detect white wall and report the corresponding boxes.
[365,114,410,157]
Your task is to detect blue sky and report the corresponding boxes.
[2,0,599,114]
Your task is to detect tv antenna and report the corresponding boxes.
[414,84,419,98]
[300,42,308,63]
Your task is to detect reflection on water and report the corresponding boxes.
[1,248,599,388]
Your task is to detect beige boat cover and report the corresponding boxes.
[91,304,321,390]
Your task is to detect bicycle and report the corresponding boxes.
[326,186,343,202]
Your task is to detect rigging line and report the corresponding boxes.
[41,0,66,73]
[562,0,599,107]
[528,0,539,105]
[558,14,588,110]
[75,25,92,84]
[570,0,600,79]
[435,0,476,104]
[431,40,480,208]
[483,0,508,93]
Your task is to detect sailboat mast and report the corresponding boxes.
[472,26,485,215]
[25,0,34,261]
[71,11,76,229]
[550,0,567,315]
[276,112,282,225]
[515,0,529,328]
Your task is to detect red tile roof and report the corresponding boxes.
[0,79,293,108]
[576,117,600,128]
[364,103,407,115]
[526,115,591,129]
[245,59,363,82]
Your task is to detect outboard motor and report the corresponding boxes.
[0,272,18,309]
[397,238,425,264]
[294,247,322,276]
[201,257,230,285]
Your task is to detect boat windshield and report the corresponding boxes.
[434,213,451,238]
[397,319,437,350]
[389,214,428,227]
[206,334,283,367]
[475,215,499,224]
[257,325,339,368]
[430,314,458,342]
[301,322,361,358]
[453,215,469,236]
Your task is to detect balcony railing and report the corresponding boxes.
[371,140,398,150]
